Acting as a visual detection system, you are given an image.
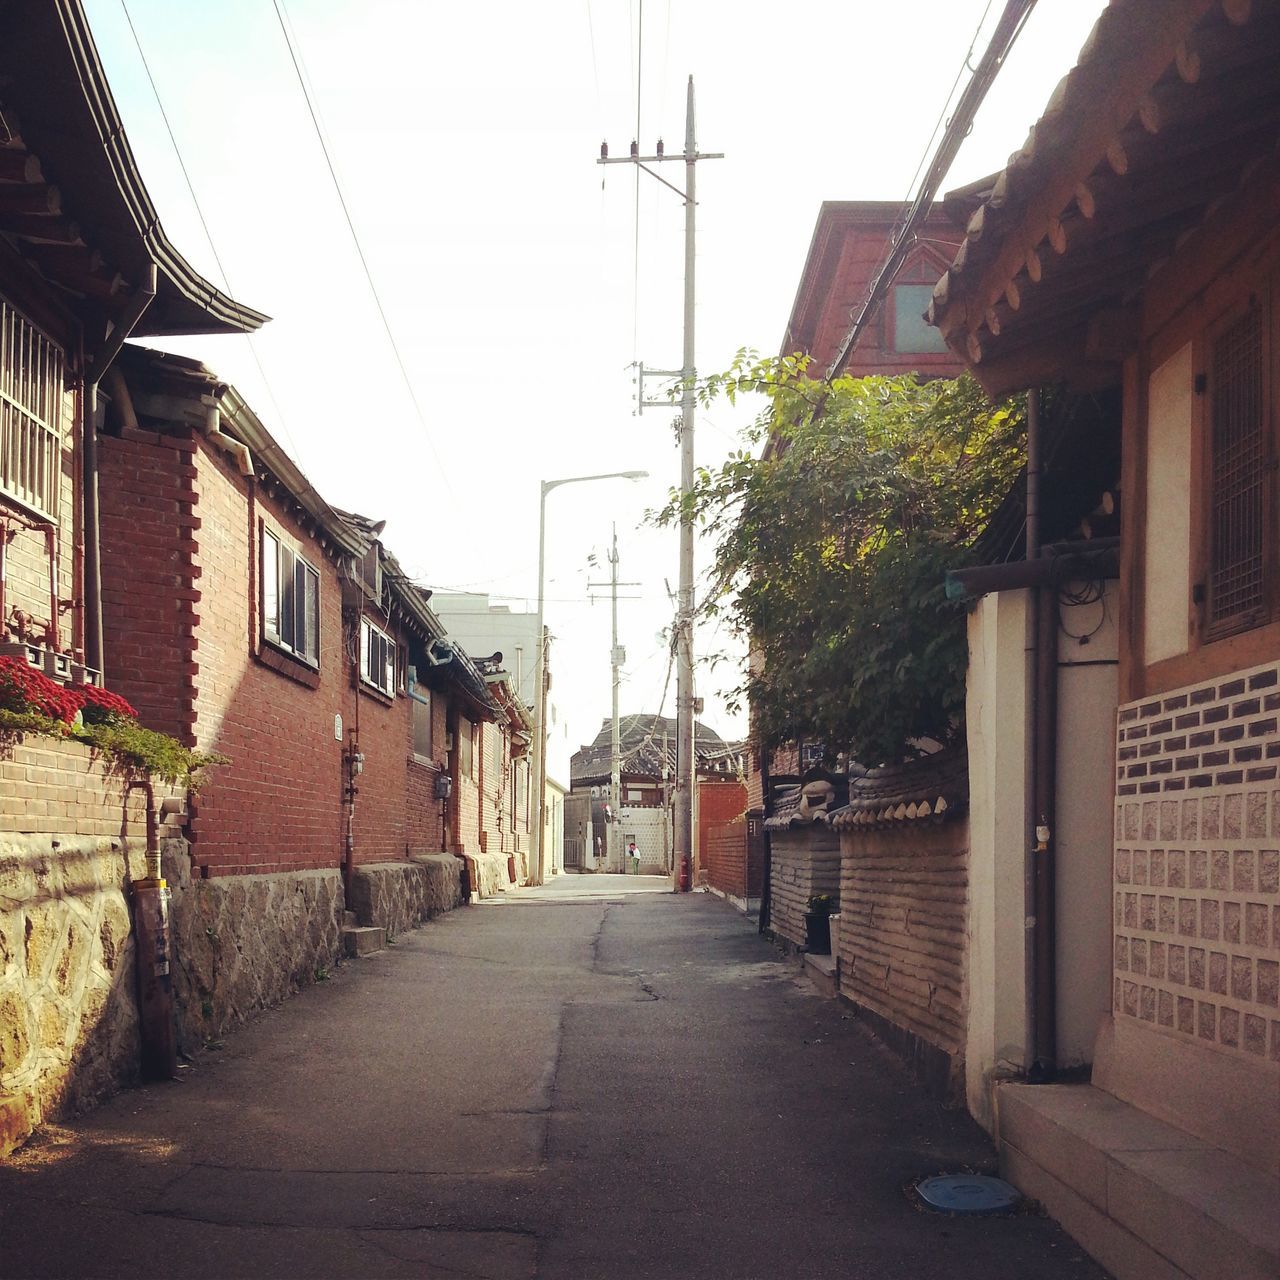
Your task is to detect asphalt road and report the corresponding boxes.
[0,877,1107,1279]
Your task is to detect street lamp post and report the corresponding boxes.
[532,469,647,885]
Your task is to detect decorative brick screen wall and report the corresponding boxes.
[1113,660,1280,1064]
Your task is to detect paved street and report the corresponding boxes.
[0,879,1106,1279]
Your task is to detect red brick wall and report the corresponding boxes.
[705,818,749,899]
[187,448,348,877]
[100,427,198,741]
[698,779,747,847]
[351,673,409,865]
[406,686,450,853]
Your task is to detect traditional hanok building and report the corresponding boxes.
[569,715,745,874]
[930,3,1280,1277]
[0,0,265,1155]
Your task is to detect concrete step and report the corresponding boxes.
[801,950,838,998]
[341,925,385,958]
[996,1082,1279,1280]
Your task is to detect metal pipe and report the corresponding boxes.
[1025,387,1058,1082]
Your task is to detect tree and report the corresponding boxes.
[655,353,1024,767]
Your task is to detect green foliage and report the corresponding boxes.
[78,717,229,788]
[0,707,227,788]
[807,893,835,915]
[654,354,1024,765]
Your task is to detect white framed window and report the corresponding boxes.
[262,526,320,665]
[360,617,396,696]
[0,296,64,518]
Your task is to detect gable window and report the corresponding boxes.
[1207,303,1269,638]
[891,283,949,355]
[0,297,64,517]
[360,618,396,696]
[262,527,320,665]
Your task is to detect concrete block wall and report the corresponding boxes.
[768,826,841,949]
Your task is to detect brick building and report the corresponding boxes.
[0,1,264,1155]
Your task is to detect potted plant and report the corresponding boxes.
[804,893,835,955]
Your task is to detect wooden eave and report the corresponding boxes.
[929,0,1280,396]
[0,0,267,337]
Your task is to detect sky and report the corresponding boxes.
[82,0,1106,779]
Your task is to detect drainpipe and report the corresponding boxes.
[201,395,255,477]
[83,266,157,680]
[1026,388,1058,1082]
[125,778,177,1081]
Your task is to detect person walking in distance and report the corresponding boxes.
[627,841,640,875]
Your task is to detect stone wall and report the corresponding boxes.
[0,735,156,1156]
[767,825,841,949]
[163,844,343,1052]
[350,855,462,936]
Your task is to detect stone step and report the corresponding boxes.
[801,950,838,998]
[341,925,385,958]
[341,909,358,928]
[997,1082,1279,1280]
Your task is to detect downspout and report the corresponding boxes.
[201,395,255,477]
[1026,387,1058,1082]
[83,265,157,679]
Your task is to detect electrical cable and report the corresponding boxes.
[118,0,307,469]
[269,0,454,496]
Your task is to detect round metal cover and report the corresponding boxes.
[915,1174,1021,1214]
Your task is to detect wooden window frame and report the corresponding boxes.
[0,293,65,519]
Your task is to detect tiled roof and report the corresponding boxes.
[831,748,968,830]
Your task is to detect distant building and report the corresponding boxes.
[570,715,745,874]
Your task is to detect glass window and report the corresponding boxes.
[892,283,948,354]
[262,527,319,666]
[360,618,396,696]
[0,296,63,517]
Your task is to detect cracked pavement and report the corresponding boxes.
[0,877,1107,1279]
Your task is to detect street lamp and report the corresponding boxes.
[531,469,648,885]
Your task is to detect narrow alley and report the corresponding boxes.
[0,882,1105,1280]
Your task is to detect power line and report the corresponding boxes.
[269,0,453,495]
[118,0,307,469]
[828,0,1037,378]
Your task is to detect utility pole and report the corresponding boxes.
[599,75,721,892]
[589,525,639,872]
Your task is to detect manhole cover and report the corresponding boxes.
[915,1174,1021,1214]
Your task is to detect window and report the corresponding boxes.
[892,283,949,354]
[459,715,474,778]
[411,688,433,758]
[360,618,396,696]
[262,528,320,665]
[1207,304,1268,637]
[0,296,64,517]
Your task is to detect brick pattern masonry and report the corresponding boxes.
[1114,659,1280,1064]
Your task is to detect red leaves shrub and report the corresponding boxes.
[75,682,138,724]
[0,656,136,725]
[0,656,82,723]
